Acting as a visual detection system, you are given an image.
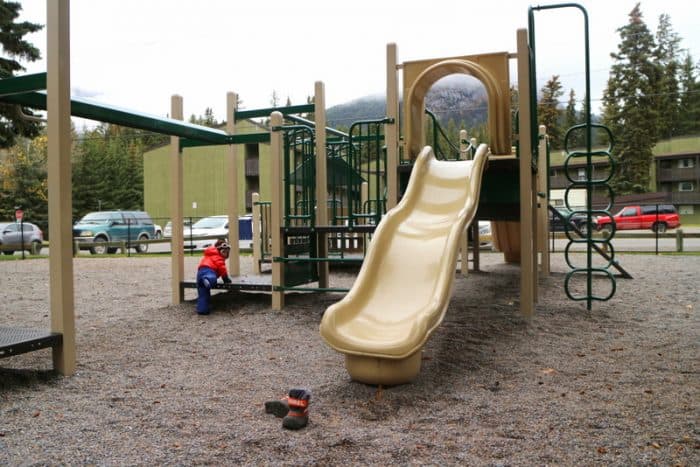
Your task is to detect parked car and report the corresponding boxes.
[183,215,229,251]
[477,221,492,249]
[549,207,589,233]
[183,215,254,250]
[595,205,681,233]
[73,210,156,254]
[467,221,492,249]
[163,219,193,238]
[0,221,44,255]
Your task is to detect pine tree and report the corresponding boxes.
[602,3,658,194]
[653,13,682,139]
[0,134,48,226]
[537,75,564,149]
[71,124,145,219]
[0,1,43,148]
[677,53,700,136]
[563,89,580,149]
[72,126,113,216]
[270,90,280,108]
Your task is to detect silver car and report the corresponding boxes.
[0,221,44,255]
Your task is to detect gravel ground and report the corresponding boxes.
[1,252,698,466]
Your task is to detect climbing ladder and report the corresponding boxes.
[530,3,626,309]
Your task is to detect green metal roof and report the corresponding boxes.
[288,156,365,187]
[0,73,277,145]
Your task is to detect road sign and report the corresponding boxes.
[15,209,24,221]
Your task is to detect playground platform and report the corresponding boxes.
[0,327,62,360]
[180,275,273,296]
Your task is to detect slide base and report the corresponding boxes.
[345,350,423,386]
[492,220,521,263]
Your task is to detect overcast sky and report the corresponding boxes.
[16,0,700,128]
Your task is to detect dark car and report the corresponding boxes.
[549,208,589,234]
[73,210,156,254]
[0,221,44,255]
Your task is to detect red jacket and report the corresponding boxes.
[198,246,229,278]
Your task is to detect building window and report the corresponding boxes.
[678,158,694,168]
[679,182,694,192]
[679,205,694,215]
[577,168,586,181]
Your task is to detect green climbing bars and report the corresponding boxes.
[529,3,617,309]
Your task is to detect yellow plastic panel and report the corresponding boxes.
[403,53,511,156]
[320,144,489,385]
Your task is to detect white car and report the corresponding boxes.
[183,215,254,250]
[163,219,192,239]
[478,221,492,249]
[183,215,229,250]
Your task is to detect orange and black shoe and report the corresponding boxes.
[282,388,311,430]
[264,396,289,418]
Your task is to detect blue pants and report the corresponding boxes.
[196,267,217,314]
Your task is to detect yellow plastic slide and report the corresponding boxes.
[320,144,489,385]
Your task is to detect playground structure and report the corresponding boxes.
[0,2,620,378]
[315,36,535,385]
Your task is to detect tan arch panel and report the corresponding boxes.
[403,52,512,157]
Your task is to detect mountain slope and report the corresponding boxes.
[327,80,489,130]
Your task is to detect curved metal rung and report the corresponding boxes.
[561,122,617,309]
[564,241,615,270]
[564,268,617,302]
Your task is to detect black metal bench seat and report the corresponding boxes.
[0,326,63,359]
[179,275,273,295]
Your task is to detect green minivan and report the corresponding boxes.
[73,211,156,254]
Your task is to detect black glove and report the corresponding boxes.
[222,275,232,284]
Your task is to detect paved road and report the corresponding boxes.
[547,227,700,253]
[11,228,700,258]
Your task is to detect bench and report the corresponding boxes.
[179,278,274,301]
[0,326,63,360]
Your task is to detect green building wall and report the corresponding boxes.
[143,120,272,224]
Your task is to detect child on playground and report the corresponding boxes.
[196,238,232,315]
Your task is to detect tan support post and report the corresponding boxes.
[460,227,469,277]
[360,181,369,251]
[469,134,483,271]
[517,28,536,317]
[386,43,399,210]
[537,125,550,274]
[270,112,284,310]
[472,223,481,271]
[252,192,262,274]
[227,91,240,276]
[170,95,185,304]
[459,129,469,275]
[47,0,75,375]
[315,82,329,287]
[459,129,468,160]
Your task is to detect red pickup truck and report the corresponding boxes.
[595,205,681,233]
